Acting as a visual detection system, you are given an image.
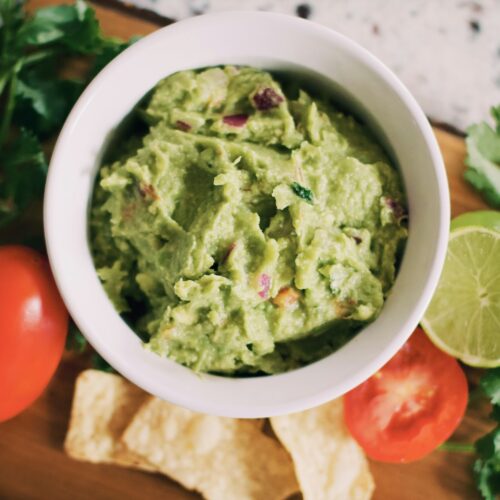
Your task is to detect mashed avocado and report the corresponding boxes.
[90,66,408,375]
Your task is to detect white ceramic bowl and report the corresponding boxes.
[44,11,449,418]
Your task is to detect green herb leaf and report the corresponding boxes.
[291,181,314,203]
[0,128,47,227]
[481,368,500,406]
[65,322,88,353]
[88,36,140,79]
[14,70,84,136]
[474,457,500,500]
[474,370,500,499]
[16,0,100,53]
[491,405,500,423]
[91,353,115,373]
[476,428,500,459]
[464,105,500,208]
[0,0,25,27]
[0,0,25,67]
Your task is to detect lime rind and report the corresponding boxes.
[450,210,500,232]
[421,226,500,368]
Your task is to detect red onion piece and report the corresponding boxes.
[258,273,271,298]
[253,88,284,110]
[223,114,248,127]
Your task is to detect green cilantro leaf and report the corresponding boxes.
[16,0,100,53]
[88,36,140,79]
[476,428,500,460]
[291,181,314,203]
[473,370,500,499]
[91,353,115,373]
[474,458,500,500]
[464,105,500,208]
[491,405,500,423]
[14,70,84,136]
[474,432,500,500]
[65,322,88,353]
[481,368,500,406]
[0,0,25,27]
[0,128,47,227]
[0,1,25,73]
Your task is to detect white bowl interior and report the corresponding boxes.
[44,12,449,417]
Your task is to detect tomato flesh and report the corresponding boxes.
[0,246,68,422]
[344,327,468,463]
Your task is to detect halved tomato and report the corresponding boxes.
[344,327,468,463]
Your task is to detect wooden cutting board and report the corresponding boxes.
[0,1,493,499]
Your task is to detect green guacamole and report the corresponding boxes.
[90,66,408,375]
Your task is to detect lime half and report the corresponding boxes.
[421,226,500,367]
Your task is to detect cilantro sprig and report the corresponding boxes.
[0,0,137,227]
[442,369,500,499]
[474,369,500,500]
[465,105,500,208]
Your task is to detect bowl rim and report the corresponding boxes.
[44,10,450,417]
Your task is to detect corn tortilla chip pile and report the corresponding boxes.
[65,370,374,499]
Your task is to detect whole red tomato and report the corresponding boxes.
[0,246,68,422]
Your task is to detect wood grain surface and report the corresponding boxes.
[0,2,493,499]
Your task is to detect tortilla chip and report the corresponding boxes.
[271,399,374,500]
[64,369,152,470]
[122,397,299,500]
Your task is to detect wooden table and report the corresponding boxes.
[0,1,493,499]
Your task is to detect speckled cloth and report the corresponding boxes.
[119,0,500,131]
